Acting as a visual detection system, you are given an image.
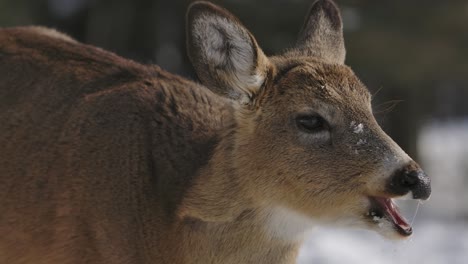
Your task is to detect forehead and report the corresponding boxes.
[269,57,371,106]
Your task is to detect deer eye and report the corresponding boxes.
[296,114,328,133]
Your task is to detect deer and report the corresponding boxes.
[0,0,431,263]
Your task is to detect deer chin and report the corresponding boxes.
[366,196,412,238]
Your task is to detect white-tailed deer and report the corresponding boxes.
[0,0,431,263]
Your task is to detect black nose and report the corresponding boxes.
[389,163,431,200]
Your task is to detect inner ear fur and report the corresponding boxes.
[186,1,270,102]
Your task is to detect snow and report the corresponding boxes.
[356,139,367,146]
[296,118,468,264]
[417,119,468,218]
[353,123,364,134]
[297,219,468,264]
[350,121,365,134]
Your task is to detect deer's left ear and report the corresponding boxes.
[186,1,270,103]
[295,0,346,64]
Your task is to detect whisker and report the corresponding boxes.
[374,100,404,117]
[372,86,384,99]
[410,200,422,226]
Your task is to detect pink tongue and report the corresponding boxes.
[377,198,411,231]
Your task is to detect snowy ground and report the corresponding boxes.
[297,119,468,264]
[297,219,468,264]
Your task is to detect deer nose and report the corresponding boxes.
[389,163,431,200]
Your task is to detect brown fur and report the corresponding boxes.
[0,1,429,263]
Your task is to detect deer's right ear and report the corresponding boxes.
[186,1,270,103]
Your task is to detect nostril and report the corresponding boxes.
[401,170,419,187]
[388,163,431,200]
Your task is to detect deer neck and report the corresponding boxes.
[173,129,305,263]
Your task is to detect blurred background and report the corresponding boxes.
[1,0,467,263]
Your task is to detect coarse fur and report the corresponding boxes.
[0,1,430,263]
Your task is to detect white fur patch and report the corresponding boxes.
[264,206,315,241]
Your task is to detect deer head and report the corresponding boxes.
[185,0,431,239]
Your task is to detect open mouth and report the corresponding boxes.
[367,197,412,236]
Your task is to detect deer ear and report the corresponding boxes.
[295,0,346,64]
[186,1,270,103]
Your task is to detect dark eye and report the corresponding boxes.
[296,115,328,133]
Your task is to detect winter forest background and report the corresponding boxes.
[1,0,467,263]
